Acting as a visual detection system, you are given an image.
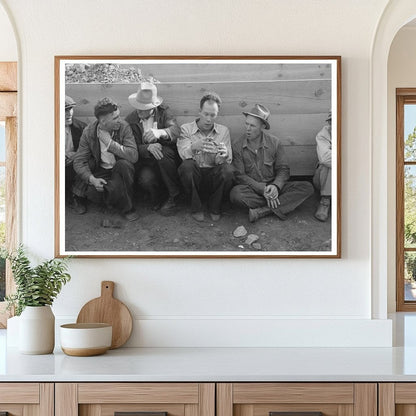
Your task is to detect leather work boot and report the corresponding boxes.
[191,211,205,222]
[210,212,221,222]
[160,196,178,216]
[315,196,331,221]
[248,206,272,223]
[71,196,87,215]
[124,209,139,222]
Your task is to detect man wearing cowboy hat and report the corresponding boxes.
[64,95,87,213]
[125,82,181,215]
[177,92,234,222]
[230,104,314,222]
[73,97,139,221]
[313,111,332,221]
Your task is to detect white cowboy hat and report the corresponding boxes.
[128,82,163,110]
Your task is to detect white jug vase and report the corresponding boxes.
[19,305,55,354]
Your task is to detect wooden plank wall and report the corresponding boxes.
[65,63,332,176]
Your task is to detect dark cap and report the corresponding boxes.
[243,104,271,130]
[65,95,76,109]
[94,97,119,119]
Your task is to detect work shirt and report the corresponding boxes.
[97,126,116,169]
[177,119,232,168]
[232,131,290,195]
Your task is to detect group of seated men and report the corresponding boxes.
[64,82,332,224]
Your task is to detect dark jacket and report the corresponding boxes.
[70,118,87,151]
[73,120,138,183]
[232,131,290,195]
[125,105,180,159]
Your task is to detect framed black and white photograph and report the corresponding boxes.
[55,56,341,258]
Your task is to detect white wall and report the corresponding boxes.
[0,0,394,347]
[387,26,416,312]
[0,3,16,61]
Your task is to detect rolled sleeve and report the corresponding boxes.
[177,124,194,160]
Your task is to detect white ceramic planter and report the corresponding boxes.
[19,305,55,354]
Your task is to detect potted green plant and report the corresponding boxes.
[4,245,71,354]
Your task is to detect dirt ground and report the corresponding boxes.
[65,187,332,253]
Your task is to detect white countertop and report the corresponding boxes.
[2,346,416,382]
[3,313,416,382]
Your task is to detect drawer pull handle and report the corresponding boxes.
[270,413,323,416]
[115,412,168,416]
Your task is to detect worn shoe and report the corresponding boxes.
[191,212,205,222]
[248,206,272,223]
[210,212,221,222]
[271,207,287,221]
[160,197,178,216]
[315,196,330,222]
[71,196,87,215]
[151,201,163,211]
[124,209,139,222]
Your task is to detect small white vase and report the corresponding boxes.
[19,306,55,354]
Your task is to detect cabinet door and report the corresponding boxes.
[217,383,377,416]
[0,383,53,416]
[379,383,416,416]
[55,383,215,416]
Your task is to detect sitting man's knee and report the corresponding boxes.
[178,160,196,177]
[300,181,315,196]
[138,167,157,189]
[114,159,134,174]
[220,164,235,181]
[230,185,245,204]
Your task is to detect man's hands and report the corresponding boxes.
[191,139,227,156]
[216,142,228,159]
[148,143,164,160]
[264,184,280,209]
[143,129,167,144]
[89,176,107,192]
[143,129,158,144]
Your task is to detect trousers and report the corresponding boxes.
[178,160,234,214]
[73,159,135,214]
[313,165,331,196]
[230,181,314,214]
[136,145,181,201]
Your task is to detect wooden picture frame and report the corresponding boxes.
[55,56,341,258]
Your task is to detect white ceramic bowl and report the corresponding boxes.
[60,323,112,356]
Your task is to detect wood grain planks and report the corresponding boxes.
[0,62,17,91]
[0,92,16,120]
[232,383,353,404]
[78,383,199,404]
[66,80,331,117]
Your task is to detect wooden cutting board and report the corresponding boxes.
[76,281,133,349]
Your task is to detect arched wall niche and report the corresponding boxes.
[0,0,18,61]
[371,0,416,318]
